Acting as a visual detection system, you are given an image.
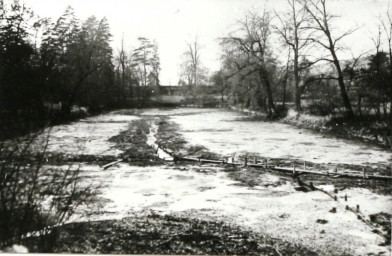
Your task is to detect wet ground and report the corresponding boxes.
[34,108,392,255]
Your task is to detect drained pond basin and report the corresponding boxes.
[38,108,391,255]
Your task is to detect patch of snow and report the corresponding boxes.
[80,163,391,255]
[140,108,212,116]
[1,245,29,253]
[84,114,139,123]
[41,113,139,156]
[285,109,332,124]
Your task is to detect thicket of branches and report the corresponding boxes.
[214,0,392,119]
[0,0,161,136]
[0,129,100,251]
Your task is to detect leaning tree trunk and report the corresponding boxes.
[331,52,354,118]
[258,68,276,116]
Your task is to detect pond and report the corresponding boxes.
[144,108,391,166]
[38,107,392,255]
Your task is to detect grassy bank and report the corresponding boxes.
[281,109,392,150]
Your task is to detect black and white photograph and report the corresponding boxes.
[0,0,391,254]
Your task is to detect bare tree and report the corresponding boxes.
[132,37,160,87]
[117,36,127,90]
[183,35,202,87]
[302,0,357,117]
[380,8,392,74]
[221,10,278,116]
[380,9,392,116]
[274,0,313,112]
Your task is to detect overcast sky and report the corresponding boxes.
[21,0,390,84]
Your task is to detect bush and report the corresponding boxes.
[0,128,98,251]
[307,101,336,116]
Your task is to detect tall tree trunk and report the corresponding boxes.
[389,100,392,120]
[294,53,301,112]
[258,68,276,116]
[357,95,362,117]
[283,80,287,108]
[331,52,354,118]
[283,50,290,109]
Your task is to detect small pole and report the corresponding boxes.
[326,171,329,176]
[304,161,306,170]
[254,156,257,165]
[334,195,337,201]
[264,160,267,168]
[334,166,338,173]
[310,182,314,190]
[344,194,347,201]
[362,167,366,179]
[244,155,247,167]
[231,157,234,163]
[356,204,360,212]
[293,164,296,175]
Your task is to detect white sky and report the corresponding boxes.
[19,0,391,84]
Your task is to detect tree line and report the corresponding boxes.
[1,0,391,131]
[210,0,392,119]
[0,0,160,135]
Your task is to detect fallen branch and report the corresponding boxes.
[153,144,392,181]
[102,159,123,170]
[270,166,392,181]
[346,206,389,243]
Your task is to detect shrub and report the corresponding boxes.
[307,101,336,116]
[0,128,98,251]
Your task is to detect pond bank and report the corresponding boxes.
[230,106,392,150]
